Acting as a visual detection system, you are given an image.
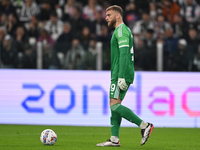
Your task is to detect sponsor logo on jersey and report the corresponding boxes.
[118,39,127,44]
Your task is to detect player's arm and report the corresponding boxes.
[117,32,129,90]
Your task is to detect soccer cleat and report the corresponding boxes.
[96,139,120,147]
[140,123,154,146]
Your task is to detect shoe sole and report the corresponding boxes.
[96,144,120,147]
[149,125,154,137]
[141,124,154,146]
[96,141,120,147]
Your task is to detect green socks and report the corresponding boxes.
[110,103,142,127]
[110,111,122,136]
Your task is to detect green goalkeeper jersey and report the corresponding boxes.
[110,23,134,83]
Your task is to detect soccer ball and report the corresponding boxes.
[40,129,57,145]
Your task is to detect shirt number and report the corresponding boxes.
[110,84,116,92]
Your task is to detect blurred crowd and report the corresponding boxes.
[0,0,200,71]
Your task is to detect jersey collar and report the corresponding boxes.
[116,23,124,29]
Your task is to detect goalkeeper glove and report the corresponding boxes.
[118,78,128,90]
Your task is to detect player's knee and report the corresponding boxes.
[110,103,121,111]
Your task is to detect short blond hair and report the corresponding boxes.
[106,5,123,17]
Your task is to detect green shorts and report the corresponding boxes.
[109,80,130,100]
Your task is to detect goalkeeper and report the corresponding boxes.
[96,5,154,147]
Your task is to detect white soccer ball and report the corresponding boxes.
[40,129,57,145]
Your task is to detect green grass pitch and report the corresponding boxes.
[0,124,199,150]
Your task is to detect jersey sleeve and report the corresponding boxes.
[116,26,130,79]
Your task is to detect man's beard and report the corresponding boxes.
[109,18,116,27]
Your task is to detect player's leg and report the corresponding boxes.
[96,112,121,146]
[96,82,153,146]
[110,83,154,146]
[96,110,122,147]
[110,82,143,126]
[96,82,122,147]
[104,97,154,146]
[110,110,122,140]
[109,82,123,144]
